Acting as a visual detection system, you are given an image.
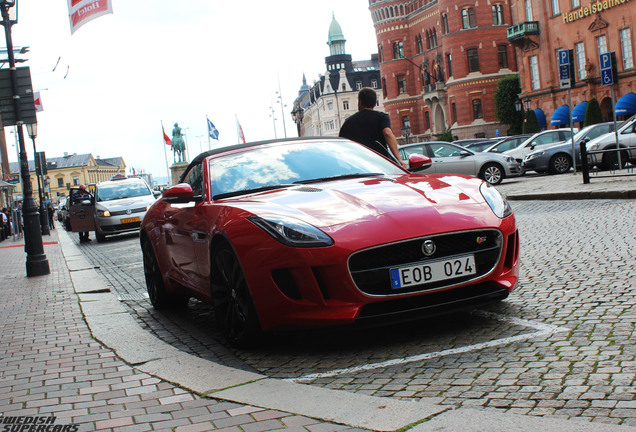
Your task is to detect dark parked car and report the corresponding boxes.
[459,139,500,152]
[523,122,615,174]
[485,135,532,154]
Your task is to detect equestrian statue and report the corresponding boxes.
[171,123,186,163]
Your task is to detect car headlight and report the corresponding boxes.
[504,156,516,163]
[97,210,111,217]
[480,183,512,219]
[524,151,544,161]
[587,142,599,151]
[248,215,334,248]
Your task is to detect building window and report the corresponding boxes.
[446,53,453,77]
[327,101,333,111]
[428,28,437,48]
[343,100,350,110]
[425,111,430,130]
[442,14,449,34]
[356,81,363,90]
[572,0,580,7]
[551,0,560,15]
[371,79,378,89]
[379,44,384,62]
[462,8,476,29]
[530,55,540,90]
[525,0,533,20]
[473,99,483,120]
[402,116,411,129]
[492,4,504,25]
[73,176,79,186]
[57,178,63,188]
[393,41,405,59]
[575,42,587,79]
[382,78,387,98]
[451,102,457,124]
[416,34,423,54]
[498,45,508,69]
[620,28,634,69]
[597,35,608,55]
[397,75,407,94]
[467,48,479,73]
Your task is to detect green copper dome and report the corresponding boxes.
[328,13,346,44]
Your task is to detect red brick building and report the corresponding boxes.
[369,0,519,141]
[507,0,635,126]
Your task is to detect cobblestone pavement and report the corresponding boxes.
[0,231,366,432]
[74,199,636,426]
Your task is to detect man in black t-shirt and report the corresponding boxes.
[339,87,407,168]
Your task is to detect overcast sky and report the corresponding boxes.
[6,0,378,181]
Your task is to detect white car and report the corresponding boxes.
[586,114,636,170]
[501,129,574,165]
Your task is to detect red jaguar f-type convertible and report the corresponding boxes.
[140,138,519,346]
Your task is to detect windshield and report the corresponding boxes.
[209,140,404,198]
[96,181,152,202]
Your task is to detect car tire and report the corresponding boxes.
[96,231,106,243]
[479,163,504,185]
[601,149,629,170]
[142,237,188,310]
[549,154,572,174]
[210,241,262,348]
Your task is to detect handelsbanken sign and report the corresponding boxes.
[68,0,113,34]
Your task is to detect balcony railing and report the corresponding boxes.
[506,21,540,41]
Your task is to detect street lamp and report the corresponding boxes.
[1,0,50,276]
[291,106,304,137]
[401,124,411,145]
[25,122,50,236]
[523,96,531,111]
[269,105,278,139]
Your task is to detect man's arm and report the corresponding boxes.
[383,127,408,169]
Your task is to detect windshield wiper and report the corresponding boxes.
[293,173,383,185]
[213,184,295,200]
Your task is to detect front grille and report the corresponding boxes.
[348,229,502,295]
[110,206,147,217]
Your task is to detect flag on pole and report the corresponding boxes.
[207,117,219,140]
[34,91,43,112]
[162,123,172,146]
[67,0,113,35]
[236,117,246,144]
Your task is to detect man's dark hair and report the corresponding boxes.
[358,87,377,109]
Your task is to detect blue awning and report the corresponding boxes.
[550,105,570,126]
[615,92,636,116]
[534,109,546,129]
[571,101,588,123]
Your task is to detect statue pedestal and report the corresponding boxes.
[170,162,189,186]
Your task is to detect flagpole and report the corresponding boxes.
[161,121,170,184]
[206,115,211,150]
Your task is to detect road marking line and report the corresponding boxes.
[287,311,570,383]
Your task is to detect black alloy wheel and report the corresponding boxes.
[549,154,572,174]
[210,242,261,347]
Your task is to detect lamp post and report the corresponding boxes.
[514,98,523,133]
[25,122,49,236]
[1,0,50,276]
[268,105,278,139]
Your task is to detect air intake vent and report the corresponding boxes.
[292,186,323,193]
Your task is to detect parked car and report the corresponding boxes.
[586,114,636,170]
[458,139,500,152]
[140,138,520,346]
[90,176,159,242]
[485,135,532,153]
[523,122,616,174]
[498,129,575,166]
[399,141,522,185]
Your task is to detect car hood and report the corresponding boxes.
[96,195,156,211]
[223,174,502,237]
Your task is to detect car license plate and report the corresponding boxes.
[120,216,140,224]
[390,255,476,289]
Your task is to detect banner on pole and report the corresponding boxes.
[68,0,113,35]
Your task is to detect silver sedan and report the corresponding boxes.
[399,141,522,185]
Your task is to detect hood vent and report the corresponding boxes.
[292,186,323,193]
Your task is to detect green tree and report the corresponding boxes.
[583,98,603,126]
[523,109,541,134]
[436,128,453,142]
[494,75,523,135]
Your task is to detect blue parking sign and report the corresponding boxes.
[599,52,614,86]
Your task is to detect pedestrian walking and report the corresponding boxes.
[47,202,55,230]
[339,87,407,168]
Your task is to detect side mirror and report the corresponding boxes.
[153,190,162,197]
[163,183,195,203]
[459,151,471,157]
[529,143,536,150]
[408,154,433,172]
